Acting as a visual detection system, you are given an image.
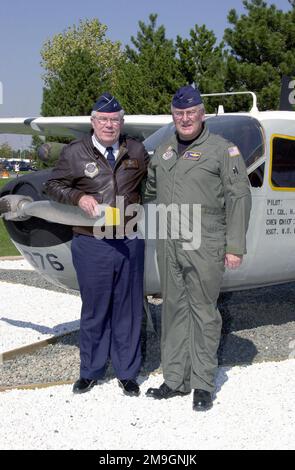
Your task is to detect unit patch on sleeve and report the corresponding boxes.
[228,146,240,157]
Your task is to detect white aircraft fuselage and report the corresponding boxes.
[0,99,295,293]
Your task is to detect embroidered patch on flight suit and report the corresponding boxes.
[84,162,99,178]
[183,151,202,161]
[228,146,240,157]
[122,159,139,169]
[162,146,174,160]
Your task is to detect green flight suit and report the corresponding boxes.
[145,124,251,392]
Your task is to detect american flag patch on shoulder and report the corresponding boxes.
[228,146,240,157]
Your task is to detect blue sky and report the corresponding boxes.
[0,0,291,148]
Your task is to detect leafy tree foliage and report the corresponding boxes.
[0,142,13,159]
[41,19,123,119]
[42,48,110,116]
[41,19,122,90]
[223,0,295,110]
[29,134,44,166]
[176,25,227,113]
[114,14,183,114]
[31,134,44,153]
[40,3,295,119]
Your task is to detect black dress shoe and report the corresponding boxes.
[72,378,97,394]
[146,382,190,400]
[193,389,213,411]
[118,379,140,397]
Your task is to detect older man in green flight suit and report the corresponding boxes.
[145,85,252,411]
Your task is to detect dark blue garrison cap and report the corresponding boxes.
[172,85,202,109]
[92,92,122,112]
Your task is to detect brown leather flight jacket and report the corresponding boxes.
[44,133,149,237]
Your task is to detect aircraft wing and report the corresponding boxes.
[0,115,172,140]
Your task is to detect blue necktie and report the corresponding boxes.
[106,146,116,169]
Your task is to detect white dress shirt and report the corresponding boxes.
[91,134,141,239]
[92,134,120,159]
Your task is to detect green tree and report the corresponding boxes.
[29,134,44,167]
[42,48,111,117]
[176,25,227,112]
[223,0,295,110]
[41,18,123,121]
[41,19,122,90]
[40,19,123,148]
[114,14,183,114]
[0,142,13,159]
[31,135,44,154]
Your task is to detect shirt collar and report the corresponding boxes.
[92,134,119,156]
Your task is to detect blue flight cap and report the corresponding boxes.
[172,85,202,109]
[92,92,122,112]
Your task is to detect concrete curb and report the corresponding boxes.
[0,380,74,393]
[0,330,79,365]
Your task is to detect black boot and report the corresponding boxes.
[193,389,213,411]
[146,382,190,400]
[118,379,140,397]
[72,378,97,394]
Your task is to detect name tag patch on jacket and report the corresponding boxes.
[123,159,139,169]
[183,151,202,161]
[228,146,240,157]
[162,147,174,160]
[84,162,99,178]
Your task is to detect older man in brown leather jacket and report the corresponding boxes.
[45,93,149,397]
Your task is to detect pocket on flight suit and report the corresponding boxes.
[203,235,226,265]
[195,236,225,304]
[228,174,251,197]
[201,213,226,264]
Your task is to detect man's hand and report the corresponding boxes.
[78,195,100,218]
[225,253,243,269]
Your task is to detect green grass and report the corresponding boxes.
[0,178,20,256]
[0,219,20,256]
[0,178,12,189]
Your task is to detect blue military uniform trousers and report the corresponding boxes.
[71,234,145,380]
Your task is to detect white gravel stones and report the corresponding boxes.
[0,280,81,353]
[0,359,294,450]
[0,258,34,271]
[1,258,295,449]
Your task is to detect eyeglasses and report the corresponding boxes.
[173,110,199,120]
[93,116,121,125]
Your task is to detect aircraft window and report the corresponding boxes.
[144,122,175,152]
[271,137,295,188]
[143,115,264,168]
[205,115,264,168]
[248,163,265,188]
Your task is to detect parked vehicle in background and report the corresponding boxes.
[0,159,36,172]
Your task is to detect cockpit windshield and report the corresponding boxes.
[206,115,264,167]
[144,114,264,168]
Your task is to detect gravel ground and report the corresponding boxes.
[1,259,295,389]
[0,325,160,388]
[1,276,295,388]
[0,281,81,354]
[1,259,295,450]
[1,359,294,450]
[0,269,79,296]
